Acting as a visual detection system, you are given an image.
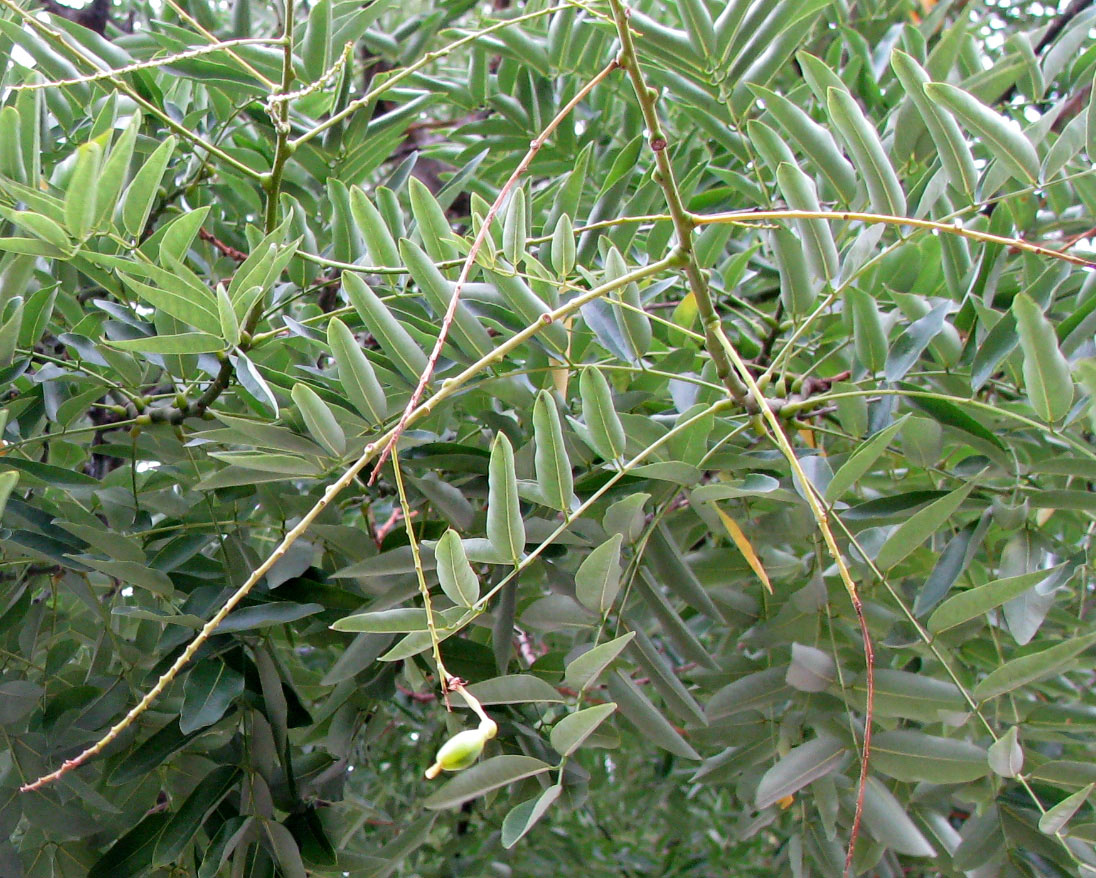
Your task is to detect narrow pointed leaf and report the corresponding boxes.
[876,481,975,569]
[435,529,479,607]
[291,383,345,456]
[564,632,636,690]
[580,366,626,461]
[121,137,176,237]
[501,784,562,849]
[575,533,623,614]
[488,432,524,562]
[551,703,617,758]
[532,390,572,513]
[755,736,846,809]
[973,633,1096,702]
[328,316,386,423]
[925,82,1040,184]
[988,726,1024,778]
[343,272,428,382]
[607,671,700,760]
[827,87,906,216]
[424,756,552,809]
[1013,292,1073,422]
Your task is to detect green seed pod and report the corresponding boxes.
[425,718,497,779]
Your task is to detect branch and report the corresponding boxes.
[606,0,747,405]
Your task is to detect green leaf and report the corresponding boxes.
[64,140,101,241]
[424,755,552,810]
[928,566,1064,634]
[755,736,846,810]
[579,366,626,461]
[487,432,524,563]
[503,187,526,266]
[0,471,18,519]
[988,726,1024,778]
[453,675,563,706]
[327,316,386,424]
[95,110,139,228]
[825,415,909,501]
[1088,71,1096,161]
[488,269,569,354]
[409,175,459,263]
[750,84,859,204]
[7,210,71,252]
[350,186,400,267]
[846,287,888,373]
[550,214,575,276]
[876,481,975,569]
[607,671,700,761]
[902,385,1007,450]
[88,813,170,878]
[343,272,428,382]
[871,730,989,784]
[564,632,636,690]
[330,607,429,633]
[677,0,717,57]
[771,226,816,317]
[924,82,1040,184]
[152,766,240,866]
[179,661,244,734]
[118,272,221,335]
[501,784,562,849]
[107,331,225,354]
[219,601,323,632]
[826,87,905,216]
[1012,292,1073,422]
[861,777,936,857]
[532,390,573,513]
[300,0,331,81]
[775,163,838,281]
[605,246,651,361]
[216,284,240,347]
[401,238,493,361]
[575,533,623,614]
[0,458,98,489]
[81,558,174,597]
[550,703,617,757]
[121,137,176,237]
[891,51,978,197]
[1039,783,1093,835]
[291,382,345,456]
[973,633,1096,702]
[0,679,42,725]
[435,529,479,607]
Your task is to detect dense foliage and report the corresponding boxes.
[2,0,1096,874]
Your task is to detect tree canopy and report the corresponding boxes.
[2,0,1096,875]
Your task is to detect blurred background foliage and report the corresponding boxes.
[1,0,1096,875]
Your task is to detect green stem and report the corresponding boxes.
[606,0,746,404]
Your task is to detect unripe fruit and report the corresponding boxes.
[425,718,497,780]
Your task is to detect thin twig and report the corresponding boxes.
[697,208,1096,269]
[606,0,747,405]
[368,57,620,482]
[4,37,283,91]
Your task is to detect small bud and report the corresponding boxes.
[424,718,498,780]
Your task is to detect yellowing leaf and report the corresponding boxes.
[715,507,772,593]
